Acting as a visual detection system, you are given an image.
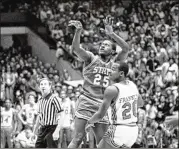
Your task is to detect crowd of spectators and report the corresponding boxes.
[1,0,178,148]
[0,43,81,148]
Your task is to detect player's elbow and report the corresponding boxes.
[98,112,105,120]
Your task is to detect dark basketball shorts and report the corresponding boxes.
[75,94,109,124]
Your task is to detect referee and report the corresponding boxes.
[33,78,64,148]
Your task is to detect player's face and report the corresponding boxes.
[110,63,122,81]
[39,80,51,94]
[28,95,35,104]
[99,40,113,56]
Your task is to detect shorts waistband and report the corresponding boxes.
[80,93,102,104]
[41,125,57,129]
[113,122,137,127]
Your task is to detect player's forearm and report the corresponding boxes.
[26,141,35,148]
[33,115,40,133]
[88,112,104,124]
[72,29,82,52]
[18,113,25,124]
[109,32,129,54]
[55,112,65,132]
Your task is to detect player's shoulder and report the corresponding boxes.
[22,104,30,109]
[11,107,18,113]
[128,80,138,87]
[1,106,5,111]
[105,85,119,98]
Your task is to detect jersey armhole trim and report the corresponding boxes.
[83,55,97,73]
[111,85,119,105]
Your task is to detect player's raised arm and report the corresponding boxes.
[103,17,129,62]
[86,86,118,127]
[68,20,91,62]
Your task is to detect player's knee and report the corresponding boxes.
[73,132,84,144]
[14,142,21,148]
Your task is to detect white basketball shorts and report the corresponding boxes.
[103,124,138,148]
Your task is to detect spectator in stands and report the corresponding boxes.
[4,65,17,102]
[14,127,36,148]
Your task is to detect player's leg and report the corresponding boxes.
[6,129,13,148]
[1,129,5,148]
[68,117,87,148]
[92,123,109,145]
[58,128,64,148]
[45,126,58,148]
[98,138,116,148]
[35,127,47,148]
[89,128,96,148]
[66,127,72,146]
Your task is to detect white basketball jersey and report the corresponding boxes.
[23,104,38,125]
[62,98,72,127]
[1,107,14,127]
[111,80,139,125]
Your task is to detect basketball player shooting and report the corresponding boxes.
[67,16,130,148]
[85,62,144,148]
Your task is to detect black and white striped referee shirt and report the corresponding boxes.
[37,93,63,126]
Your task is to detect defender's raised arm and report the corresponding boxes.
[103,17,129,62]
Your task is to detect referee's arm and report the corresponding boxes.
[53,96,64,132]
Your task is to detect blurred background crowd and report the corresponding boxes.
[0,0,178,148]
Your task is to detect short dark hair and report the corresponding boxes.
[38,77,51,85]
[111,41,116,51]
[118,62,129,76]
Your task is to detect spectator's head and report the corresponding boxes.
[136,79,142,86]
[128,62,133,68]
[75,91,81,98]
[141,71,147,78]
[166,89,172,96]
[77,84,83,91]
[169,94,174,103]
[169,58,175,65]
[61,85,67,92]
[53,75,59,83]
[39,78,52,97]
[99,40,116,57]
[67,86,73,94]
[160,18,165,25]
[4,99,11,109]
[70,93,75,100]
[28,94,36,105]
[155,67,162,75]
[60,90,67,100]
[156,86,161,93]
[149,50,156,59]
[160,95,166,103]
[25,128,33,139]
[6,64,11,72]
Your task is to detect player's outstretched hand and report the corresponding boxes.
[85,123,95,133]
[103,16,114,35]
[68,20,83,31]
[52,129,60,141]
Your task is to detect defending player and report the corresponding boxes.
[85,63,144,148]
[67,16,129,148]
[18,93,37,130]
[1,99,17,148]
